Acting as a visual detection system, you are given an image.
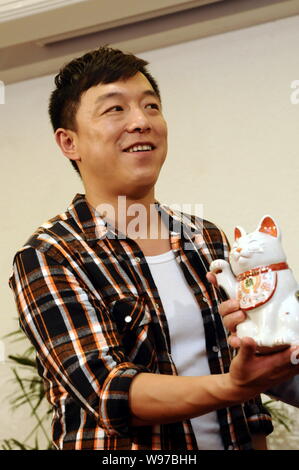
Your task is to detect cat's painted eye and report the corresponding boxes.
[247,240,262,252]
[295,291,299,302]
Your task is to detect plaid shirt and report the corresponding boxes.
[9,193,272,450]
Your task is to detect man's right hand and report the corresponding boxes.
[206,271,245,348]
[206,271,299,386]
[129,271,299,427]
[227,335,299,402]
[218,298,245,348]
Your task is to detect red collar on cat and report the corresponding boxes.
[237,262,289,282]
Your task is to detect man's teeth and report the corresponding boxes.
[126,144,153,152]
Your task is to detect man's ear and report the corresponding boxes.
[55,128,81,163]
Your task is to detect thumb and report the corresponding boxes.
[237,337,257,362]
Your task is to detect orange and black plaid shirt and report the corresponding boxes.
[9,194,272,450]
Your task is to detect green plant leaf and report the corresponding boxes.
[1,327,52,450]
[3,438,33,450]
[1,439,13,450]
[263,400,293,432]
[3,327,24,340]
[8,354,36,367]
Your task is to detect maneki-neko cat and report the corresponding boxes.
[210,216,299,353]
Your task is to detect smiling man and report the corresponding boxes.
[9,46,299,451]
[56,72,168,205]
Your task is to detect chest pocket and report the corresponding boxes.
[110,295,152,335]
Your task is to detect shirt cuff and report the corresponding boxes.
[244,399,274,436]
[99,362,149,436]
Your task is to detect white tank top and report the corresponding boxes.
[145,249,224,450]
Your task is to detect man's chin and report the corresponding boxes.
[120,180,156,199]
[123,185,155,200]
[122,171,161,197]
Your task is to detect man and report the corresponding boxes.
[9,46,299,450]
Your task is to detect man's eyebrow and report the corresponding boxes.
[142,90,160,100]
[94,89,160,106]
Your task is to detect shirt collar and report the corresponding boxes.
[66,193,200,243]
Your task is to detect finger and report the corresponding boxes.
[228,334,242,349]
[218,299,240,316]
[206,272,218,288]
[221,309,247,333]
[218,299,243,332]
[274,347,299,384]
[261,345,299,381]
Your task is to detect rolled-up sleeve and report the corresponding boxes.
[100,364,147,435]
[243,398,273,435]
[9,246,149,437]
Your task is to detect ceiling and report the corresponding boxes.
[1,0,299,84]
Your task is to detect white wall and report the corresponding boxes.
[143,18,299,270]
[1,14,299,449]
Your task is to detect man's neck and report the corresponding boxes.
[85,188,171,256]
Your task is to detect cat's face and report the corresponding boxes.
[229,216,286,276]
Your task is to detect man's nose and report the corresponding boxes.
[126,108,151,133]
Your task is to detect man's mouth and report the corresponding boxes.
[123,143,156,153]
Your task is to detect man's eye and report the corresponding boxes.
[146,103,160,110]
[105,105,123,113]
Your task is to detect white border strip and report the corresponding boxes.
[0,0,86,22]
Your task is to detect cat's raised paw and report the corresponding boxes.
[209,259,229,274]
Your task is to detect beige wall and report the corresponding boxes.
[1,14,299,449]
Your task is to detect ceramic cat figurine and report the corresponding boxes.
[210,215,299,353]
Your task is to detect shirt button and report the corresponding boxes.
[202,297,209,303]
[155,303,160,310]
[212,346,219,353]
[135,257,141,263]
[125,315,132,323]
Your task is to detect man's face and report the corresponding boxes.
[73,72,168,198]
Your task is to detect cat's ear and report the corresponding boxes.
[234,226,246,240]
[258,215,280,238]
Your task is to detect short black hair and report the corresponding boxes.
[49,46,161,176]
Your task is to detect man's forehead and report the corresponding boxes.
[94,89,158,105]
[83,73,158,103]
